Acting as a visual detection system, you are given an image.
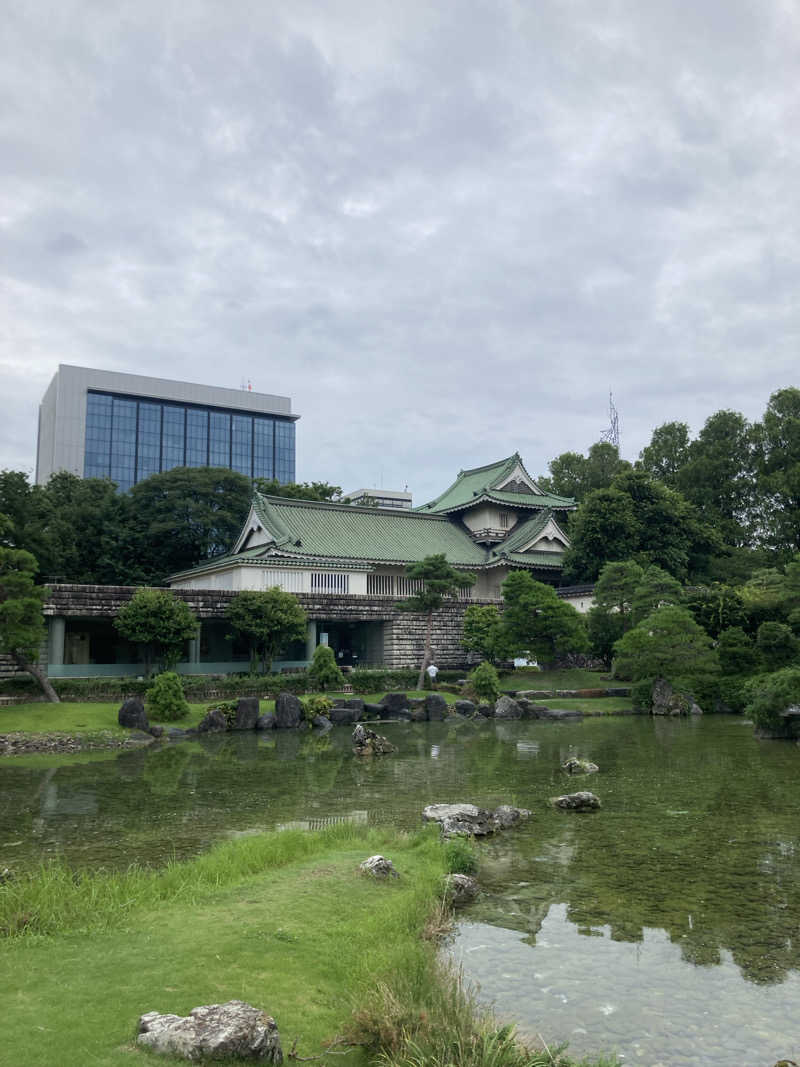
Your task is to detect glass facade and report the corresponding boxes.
[83,391,295,489]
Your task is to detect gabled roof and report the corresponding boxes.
[490,509,570,557]
[415,453,575,515]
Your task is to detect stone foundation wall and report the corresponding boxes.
[43,584,497,671]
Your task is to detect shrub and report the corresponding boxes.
[147,671,190,722]
[303,694,332,723]
[467,661,500,704]
[743,667,800,729]
[307,645,345,691]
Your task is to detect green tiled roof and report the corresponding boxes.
[416,453,575,514]
[250,494,489,566]
[489,509,569,557]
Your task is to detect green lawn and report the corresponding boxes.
[0,701,213,738]
[499,667,616,691]
[0,826,446,1067]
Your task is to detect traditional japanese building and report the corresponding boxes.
[42,455,578,677]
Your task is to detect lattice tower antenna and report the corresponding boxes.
[600,392,620,452]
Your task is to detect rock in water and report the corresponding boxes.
[274,692,303,729]
[118,697,149,732]
[444,873,479,907]
[425,693,448,720]
[494,695,522,719]
[454,700,476,717]
[234,697,260,730]
[551,791,601,811]
[359,855,399,879]
[137,1000,282,1062]
[352,724,396,756]
[491,805,532,829]
[561,757,599,775]
[197,708,227,733]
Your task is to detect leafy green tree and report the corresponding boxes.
[753,387,800,553]
[254,478,342,502]
[0,470,52,572]
[468,660,501,704]
[126,467,253,583]
[585,560,643,666]
[146,671,190,721]
[563,471,719,582]
[717,627,761,677]
[39,472,129,584]
[684,585,747,639]
[637,422,691,486]
[114,588,198,676]
[756,622,799,671]
[397,554,476,689]
[497,571,587,666]
[630,565,683,625]
[461,604,502,662]
[678,410,756,548]
[612,605,718,683]
[539,442,629,502]
[0,542,59,702]
[307,643,344,691]
[225,588,307,674]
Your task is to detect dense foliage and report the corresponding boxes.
[0,533,58,702]
[225,588,307,673]
[114,588,198,676]
[307,643,345,691]
[467,660,501,703]
[146,671,190,721]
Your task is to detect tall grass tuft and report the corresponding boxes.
[0,823,430,939]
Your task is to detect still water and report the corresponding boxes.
[1,715,798,1066]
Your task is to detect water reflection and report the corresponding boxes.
[1,717,799,1050]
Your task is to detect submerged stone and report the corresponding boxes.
[551,791,601,811]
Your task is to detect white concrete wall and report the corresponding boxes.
[461,505,517,534]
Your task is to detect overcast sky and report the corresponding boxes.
[2,0,798,503]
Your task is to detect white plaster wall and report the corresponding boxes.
[461,505,517,533]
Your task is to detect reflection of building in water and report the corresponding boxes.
[40,780,98,817]
[276,810,369,832]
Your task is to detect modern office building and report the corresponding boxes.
[341,488,413,509]
[36,365,298,491]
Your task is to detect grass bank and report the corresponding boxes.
[499,668,615,691]
[0,825,616,1067]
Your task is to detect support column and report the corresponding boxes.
[305,620,317,662]
[48,616,66,667]
[188,622,202,664]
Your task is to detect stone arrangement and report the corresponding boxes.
[422,802,531,838]
[137,1000,282,1062]
[352,724,397,756]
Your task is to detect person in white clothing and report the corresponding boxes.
[426,662,439,688]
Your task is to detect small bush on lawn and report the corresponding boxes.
[303,694,333,723]
[147,672,190,721]
[308,645,345,691]
[467,662,500,704]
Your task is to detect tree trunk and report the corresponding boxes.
[416,610,434,691]
[15,654,60,703]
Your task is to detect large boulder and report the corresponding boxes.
[494,695,522,719]
[515,698,539,718]
[330,699,364,725]
[197,708,228,733]
[425,693,448,720]
[137,1000,282,1062]
[359,854,399,879]
[274,692,303,729]
[379,693,410,716]
[408,698,427,722]
[423,803,494,837]
[311,714,332,732]
[562,757,599,775]
[651,678,702,716]
[454,700,476,717]
[233,697,260,730]
[352,724,397,756]
[476,703,494,718]
[444,873,479,907]
[118,697,149,732]
[362,702,384,720]
[551,791,601,811]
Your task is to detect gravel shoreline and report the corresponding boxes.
[0,732,153,756]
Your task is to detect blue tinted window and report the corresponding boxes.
[231,415,252,476]
[253,417,274,479]
[137,402,162,481]
[186,410,208,467]
[84,393,112,478]
[110,397,137,491]
[274,420,295,483]
[209,411,230,467]
[162,405,185,471]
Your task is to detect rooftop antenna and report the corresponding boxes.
[600,391,621,452]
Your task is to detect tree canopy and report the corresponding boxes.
[225,588,307,674]
[398,554,475,689]
[0,541,58,701]
[497,571,587,665]
[612,605,718,683]
[114,588,198,676]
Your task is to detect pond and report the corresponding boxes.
[1,715,798,1067]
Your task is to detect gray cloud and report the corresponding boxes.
[1,0,799,502]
